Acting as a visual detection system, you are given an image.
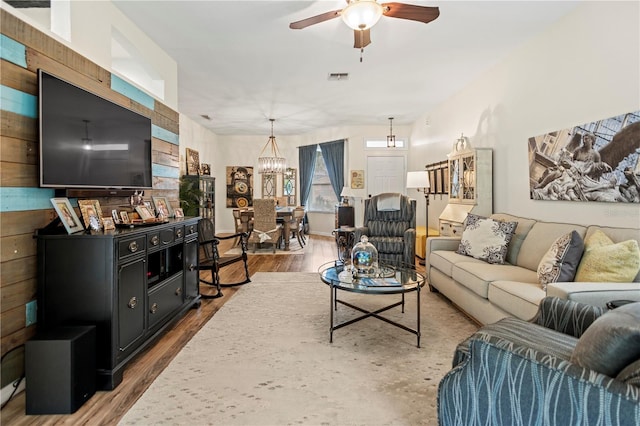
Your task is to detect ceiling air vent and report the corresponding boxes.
[328,73,349,81]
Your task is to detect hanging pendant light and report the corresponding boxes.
[387,117,396,148]
[258,118,287,174]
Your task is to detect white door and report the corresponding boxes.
[366,156,406,197]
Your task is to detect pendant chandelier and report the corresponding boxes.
[258,118,287,174]
[387,117,396,148]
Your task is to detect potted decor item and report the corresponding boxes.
[179,175,203,217]
[351,235,378,278]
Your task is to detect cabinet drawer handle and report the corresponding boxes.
[128,241,139,252]
[128,297,138,309]
[150,303,158,314]
[176,229,183,238]
[151,236,159,246]
[175,287,183,296]
[188,263,196,271]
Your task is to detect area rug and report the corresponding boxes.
[120,272,478,425]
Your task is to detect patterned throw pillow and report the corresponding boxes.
[571,302,640,377]
[456,214,518,264]
[574,230,640,282]
[537,231,584,291]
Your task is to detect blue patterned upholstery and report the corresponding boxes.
[353,193,416,268]
[439,297,640,425]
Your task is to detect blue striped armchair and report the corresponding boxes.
[438,297,640,425]
[353,193,416,268]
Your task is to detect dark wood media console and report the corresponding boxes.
[36,217,201,390]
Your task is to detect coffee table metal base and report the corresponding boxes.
[329,285,421,347]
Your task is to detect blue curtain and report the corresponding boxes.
[320,139,345,201]
[298,144,317,206]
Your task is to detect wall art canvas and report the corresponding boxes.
[226,166,254,208]
[186,148,200,175]
[351,170,364,189]
[528,111,640,203]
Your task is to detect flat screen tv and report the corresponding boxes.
[39,69,153,190]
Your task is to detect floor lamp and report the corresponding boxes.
[406,171,431,266]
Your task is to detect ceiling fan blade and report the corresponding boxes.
[381,3,440,24]
[353,29,371,49]
[289,9,342,29]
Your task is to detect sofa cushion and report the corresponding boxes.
[456,214,518,264]
[574,231,640,282]
[570,302,640,377]
[537,230,584,290]
[488,281,546,320]
[517,222,587,271]
[430,250,485,277]
[452,262,538,299]
[490,213,537,265]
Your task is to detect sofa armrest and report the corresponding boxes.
[546,282,640,308]
[438,339,640,425]
[531,296,606,338]
[425,236,461,268]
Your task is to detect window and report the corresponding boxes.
[308,148,338,213]
[365,139,406,149]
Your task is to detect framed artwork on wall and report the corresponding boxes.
[226,166,254,208]
[50,198,84,234]
[186,148,200,175]
[351,170,364,189]
[529,110,640,203]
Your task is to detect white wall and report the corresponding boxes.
[409,1,640,230]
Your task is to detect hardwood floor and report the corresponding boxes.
[1,234,425,425]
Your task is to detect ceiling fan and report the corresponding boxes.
[289,0,440,55]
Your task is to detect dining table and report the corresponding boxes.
[236,206,296,251]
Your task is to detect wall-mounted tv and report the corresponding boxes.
[39,69,153,190]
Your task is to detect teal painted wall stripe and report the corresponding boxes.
[111,75,155,110]
[0,34,27,68]
[0,188,57,212]
[0,85,37,118]
[152,124,179,145]
[153,163,179,179]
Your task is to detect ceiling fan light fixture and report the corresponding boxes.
[341,0,383,30]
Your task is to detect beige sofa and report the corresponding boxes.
[426,213,640,325]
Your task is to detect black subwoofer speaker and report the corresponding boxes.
[25,325,96,415]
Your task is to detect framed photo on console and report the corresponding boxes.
[50,198,84,234]
[152,196,173,217]
[78,199,103,231]
[135,205,155,221]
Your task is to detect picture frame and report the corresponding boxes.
[152,196,173,217]
[135,205,155,221]
[201,163,211,175]
[186,148,200,176]
[120,211,131,224]
[111,209,121,224]
[50,198,84,234]
[174,208,184,218]
[351,170,364,189]
[78,199,103,230]
[102,217,116,231]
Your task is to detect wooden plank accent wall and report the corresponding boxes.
[0,9,182,387]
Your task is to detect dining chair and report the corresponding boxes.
[232,208,253,246]
[197,218,251,298]
[248,198,282,253]
[289,206,306,248]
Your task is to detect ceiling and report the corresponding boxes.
[109,1,580,136]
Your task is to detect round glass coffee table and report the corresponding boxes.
[318,262,426,347]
